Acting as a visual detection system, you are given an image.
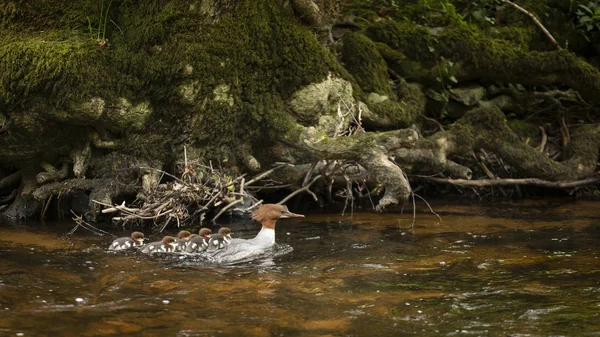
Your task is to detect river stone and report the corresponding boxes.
[103,98,152,133]
[449,85,486,106]
[288,74,354,125]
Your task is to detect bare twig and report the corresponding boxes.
[500,0,561,50]
[473,152,496,180]
[69,210,115,236]
[413,193,442,223]
[245,163,293,186]
[410,191,416,234]
[303,161,319,187]
[211,199,243,222]
[41,195,53,220]
[278,175,322,205]
[538,126,547,153]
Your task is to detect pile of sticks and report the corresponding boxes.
[94,150,293,231]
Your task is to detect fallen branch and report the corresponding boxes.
[538,126,547,153]
[68,210,115,237]
[414,176,600,188]
[245,163,293,186]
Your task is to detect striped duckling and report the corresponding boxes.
[206,227,232,252]
[108,232,145,251]
[141,236,176,254]
[184,228,212,253]
[174,230,192,252]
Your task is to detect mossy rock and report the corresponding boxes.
[288,75,354,127]
[341,32,393,97]
[103,98,152,133]
[365,81,425,128]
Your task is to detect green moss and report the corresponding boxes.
[1,0,346,163]
[508,119,540,143]
[366,81,425,128]
[0,30,109,105]
[341,32,393,97]
[488,27,535,50]
[366,20,435,65]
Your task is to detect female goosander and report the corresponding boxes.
[185,228,212,253]
[108,231,145,251]
[174,230,192,252]
[141,236,176,254]
[206,227,232,252]
[209,204,304,263]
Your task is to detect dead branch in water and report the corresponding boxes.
[68,210,115,237]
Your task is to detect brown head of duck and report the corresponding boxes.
[177,230,192,240]
[251,204,304,229]
[199,228,212,238]
[217,227,232,239]
[161,236,176,247]
[131,231,145,245]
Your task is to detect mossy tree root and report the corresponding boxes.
[36,162,69,184]
[285,125,419,210]
[395,104,600,181]
[0,170,21,190]
[2,164,40,222]
[33,179,139,220]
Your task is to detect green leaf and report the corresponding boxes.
[448,75,458,83]
[428,45,436,52]
[579,4,593,15]
[580,16,593,23]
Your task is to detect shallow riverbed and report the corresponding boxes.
[1,200,599,336]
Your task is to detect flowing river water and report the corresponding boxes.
[0,200,599,336]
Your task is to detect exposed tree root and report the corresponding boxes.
[415,176,600,189]
[37,162,69,184]
[0,170,21,190]
[287,125,419,210]
[32,179,138,219]
[394,104,600,182]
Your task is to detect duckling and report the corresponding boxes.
[141,236,176,254]
[174,230,192,252]
[184,228,212,253]
[108,232,145,251]
[206,227,232,252]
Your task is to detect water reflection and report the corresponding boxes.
[0,200,599,336]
